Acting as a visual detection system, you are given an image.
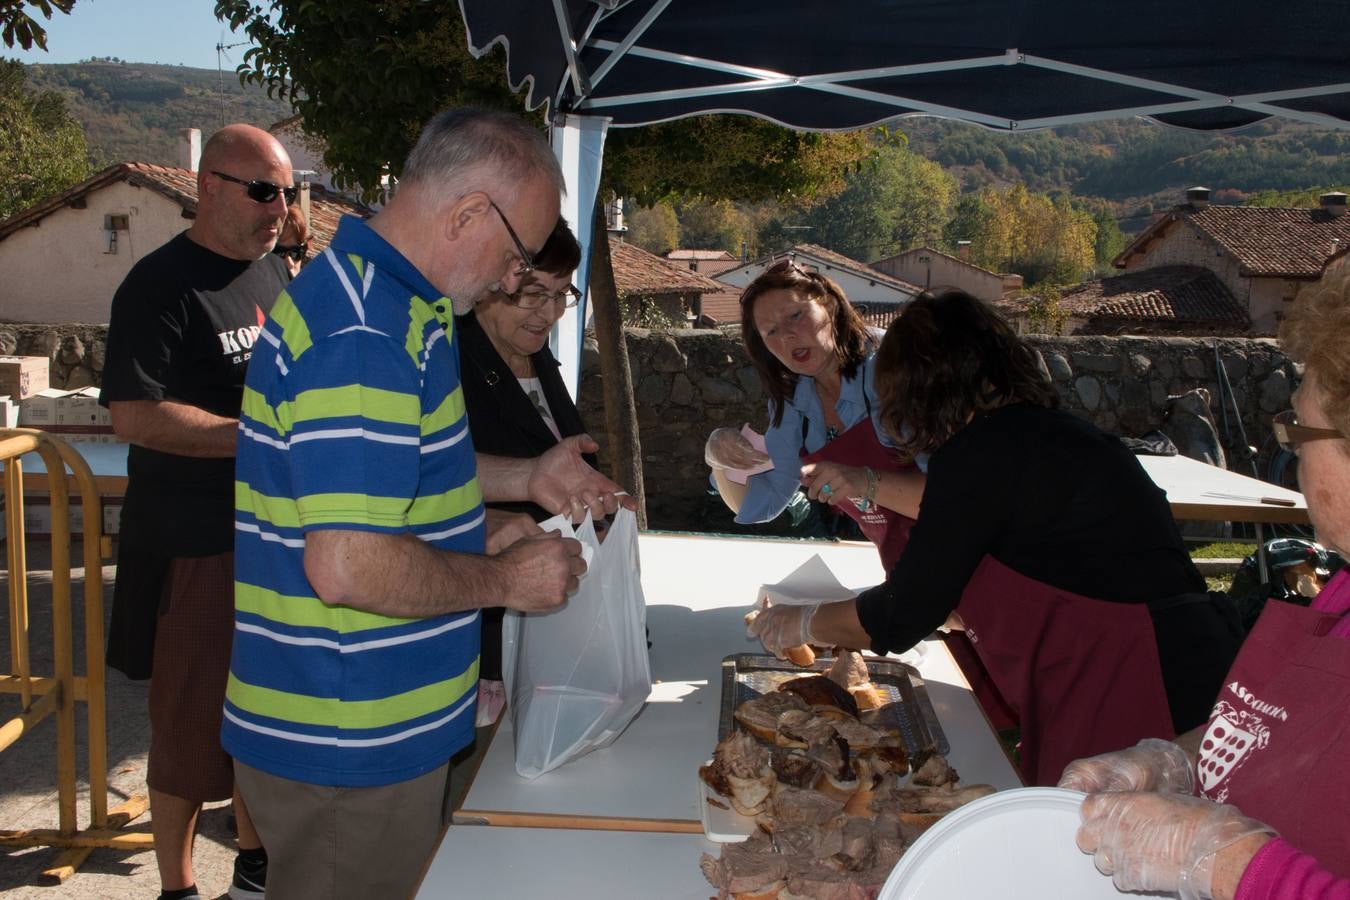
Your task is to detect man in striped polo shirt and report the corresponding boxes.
[224,108,627,899]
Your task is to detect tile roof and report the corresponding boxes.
[717,244,923,294]
[1059,265,1248,325]
[609,238,725,297]
[857,304,904,330]
[697,289,744,325]
[1116,204,1350,278]
[0,163,370,255]
[666,248,735,261]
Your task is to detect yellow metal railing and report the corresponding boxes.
[0,429,152,882]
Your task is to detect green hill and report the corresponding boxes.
[20,60,293,166]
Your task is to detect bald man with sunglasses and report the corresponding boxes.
[99,123,292,900]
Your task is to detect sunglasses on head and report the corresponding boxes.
[212,170,298,205]
[766,258,815,277]
[273,243,308,262]
[1272,409,1344,453]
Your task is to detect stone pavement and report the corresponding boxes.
[0,563,238,899]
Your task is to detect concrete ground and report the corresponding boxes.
[1,553,487,899]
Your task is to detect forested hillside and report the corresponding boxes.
[21,60,292,166]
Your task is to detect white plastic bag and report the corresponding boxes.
[501,506,652,779]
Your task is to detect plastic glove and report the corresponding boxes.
[705,427,771,471]
[1059,738,1195,794]
[1076,792,1276,900]
[745,601,820,659]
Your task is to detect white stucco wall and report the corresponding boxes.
[872,249,1009,303]
[716,256,916,310]
[0,183,190,324]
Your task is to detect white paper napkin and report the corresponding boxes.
[758,553,860,607]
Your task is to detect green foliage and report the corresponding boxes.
[0,59,91,219]
[1021,286,1072,336]
[0,0,74,51]
[622,296,680,329]
[801,139,957,262]
[1244,185,1350,207]
[22,61,292,165]
[942,184,1096,286]
[1090,204,1128,270]
[625,201,680,255]
[676,197,751,254]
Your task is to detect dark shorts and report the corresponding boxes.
[146,552,236,802]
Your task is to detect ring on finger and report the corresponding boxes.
[819,483,833,498]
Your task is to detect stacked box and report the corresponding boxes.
[0,495,123,539]
[0,356,50,401]
[18,387,117,442]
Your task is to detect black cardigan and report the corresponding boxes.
[456,310,597,680]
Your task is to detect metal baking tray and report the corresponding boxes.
[717,653,949,756]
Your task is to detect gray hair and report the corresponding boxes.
[400,107,565,206]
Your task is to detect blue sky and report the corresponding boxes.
[6,0,256,71]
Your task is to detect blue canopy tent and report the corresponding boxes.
[458,0,1350,394]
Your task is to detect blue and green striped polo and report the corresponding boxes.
[223,215,486,787]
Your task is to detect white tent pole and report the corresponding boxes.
[550,0,592,97]
[588,0,674,90]
[550,113,612,400]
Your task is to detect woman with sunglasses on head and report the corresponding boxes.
[456,217,595,728]
[272,204,310,277]
[1065,256,1350,900]
[706,259,927,566]
[748,289,1244,787]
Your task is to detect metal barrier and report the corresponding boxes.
[0,429,153,881]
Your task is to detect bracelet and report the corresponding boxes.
[857,466,879,511]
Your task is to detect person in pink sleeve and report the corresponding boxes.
[1060,253,1350,900]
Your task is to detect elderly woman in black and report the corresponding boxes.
[749,290,1243,785]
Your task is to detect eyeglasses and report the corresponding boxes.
[211,170,298,205]
[1273,409,1344,453]
[509,284,582,310]
[273,243,308,262]
[766,258,814,277]
[488,198,535,278]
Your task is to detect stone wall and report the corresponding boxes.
[0,323,109,390]
[577,328,1299,532]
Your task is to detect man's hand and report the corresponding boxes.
[494,532,587,612]
[528,434,637,522]
[484,509,540,555]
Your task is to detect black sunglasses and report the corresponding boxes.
[273,243,308,262]
[487,198,535,277]
[212,170,298,205]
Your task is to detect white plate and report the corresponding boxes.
[878,787,1169,899]
[698,762,754,842]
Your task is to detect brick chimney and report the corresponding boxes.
[178,128,201,172]
[1185,186,1211,210]
[1320,192,1347,218]
[957,239,971,261]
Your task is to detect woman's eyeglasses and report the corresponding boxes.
[1273,409,1343,452]
[765,258,814,277]
[273,243,308,262]
[211,170,298,205]
[509,284,582,310]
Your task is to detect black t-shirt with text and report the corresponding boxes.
[101,232,288,556]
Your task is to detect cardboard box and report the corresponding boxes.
[18,387,114,440]
[0,494,123,539]
[0,395,17,428]
[0,356,50,401]
[19,388,66,427]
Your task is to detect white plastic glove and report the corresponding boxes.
[1076,792,1276,900]
[705,427,771,471]
[745,601,820,659]
[1059,738,1195,794]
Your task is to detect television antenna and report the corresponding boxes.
[216,33,251,128]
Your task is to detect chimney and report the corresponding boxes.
[297,181,311,224]
[1185,186,1211,210]
[178,128,201,172]
[957,240,971,261]
[1320,192,1347,218]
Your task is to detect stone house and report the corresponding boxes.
[1055,266,1250,336]
[666,248,740,277]
[1112,188,1350,335]
[610,238,725,326]
[870,245,1023,303]
[708,243,921,326]
[0,132,370,325]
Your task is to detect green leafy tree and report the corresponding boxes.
[942,184,1096,286]
[1244,185,1350,207]
[0,0,74,51]
[1090,204,1128,271]
[0,59,92,220]
[676,197,750,254]
[803,139,957,262]
[625,201,680,255]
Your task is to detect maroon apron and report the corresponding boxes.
[958,556,1177,786]
[801,416,1021,733]
[799,416,916,570]
[1196,570,1350,873]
